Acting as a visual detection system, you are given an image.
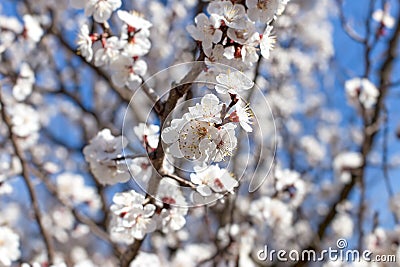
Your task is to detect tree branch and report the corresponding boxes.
[0,88,55,264]
[294,5,400,266]
[119,51,206,267]
[29,164,122,257]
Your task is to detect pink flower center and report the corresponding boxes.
[229,111,240,122]
[214,178,224,189]
[162,197,176,205]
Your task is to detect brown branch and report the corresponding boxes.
[93,177,111,229]
[327,0,400,243]
[119,51,206,267]
[138,78,163,114]
[161,172,197,189]
[294,5,400,266]
[363,0,377,77]
[0,89,55,264]
[381,105,398,223]
[29,164,122,257]
[119,238,143,267]
[335,0,366,43]
[49,27,162,115]
[111,154,148,161]
[151,51,206,175]
[357,174,366,250]
[50,28,131,103]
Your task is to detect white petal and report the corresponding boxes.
[169,142,184,158]
[161,127,179,143]
[197,184,213,196]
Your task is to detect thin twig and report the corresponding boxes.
[357,175,366,250]
[50,27,162,115]
[335,0,366,43]
[148,51,206,196]
[381,105,398,223]
[29,164,122,257]
[294,5,400,265]
[0,88,55,264]
[120,51,206,267]
[161,172,197,188]
[111,154,147,161]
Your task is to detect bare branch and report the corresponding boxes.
[161,172,197,189]
[0,88,55,264]
[29,164,122,257]
[335,0,366,43]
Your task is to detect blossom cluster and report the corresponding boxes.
[187,0,289,69]
[75,2,152,90]
[109,178,189,242]
[2,0,400,266]
[67,0,289,252]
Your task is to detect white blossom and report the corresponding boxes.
[0,17,21,53]
[299,135,326,165]
[110,190,156,240]
[333,152,363,183]
[207,1,247,29]
[345,77,379,109]
[204,44,229,66]
[188,94,223,124]
[0,226,20,266]
[0,16,23,34]
[171,244,215,267]
[162,95,239,163]
[133,123,159,149]
[227,21,257,45]
[129,252,161,267]
[260,25,276,59]
[117,10,153,31]
[0,181,12,195]
[215,70,254,95]
[190,164,238,197]
[110,55,147,90]
[240,32,261,65]
[211,123,238,162]
[85,0,121,23]
[83,129,131,185]
[129,157,152,185]
[249,197,293,228]
[56,172,101,210]
[9,103,40,138]
[121,32,151,58]
[372,9,395,29]
[118,11,152,57]
[12,63,35,101]
[246,0,280,23]
[156,178,188,233]
[94,36,121,66]
[77,24,93,62]
[186,13,222,51]
[22,15,43,43]
[332,213,354,238]
[365,227,390,253]
[49,207,75,243]
[274,168,307,207]
[0,154,20,195]
[162,113,218,161]
[230,99,253,132]
[109,216,135,245]
[223,22,261,66]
